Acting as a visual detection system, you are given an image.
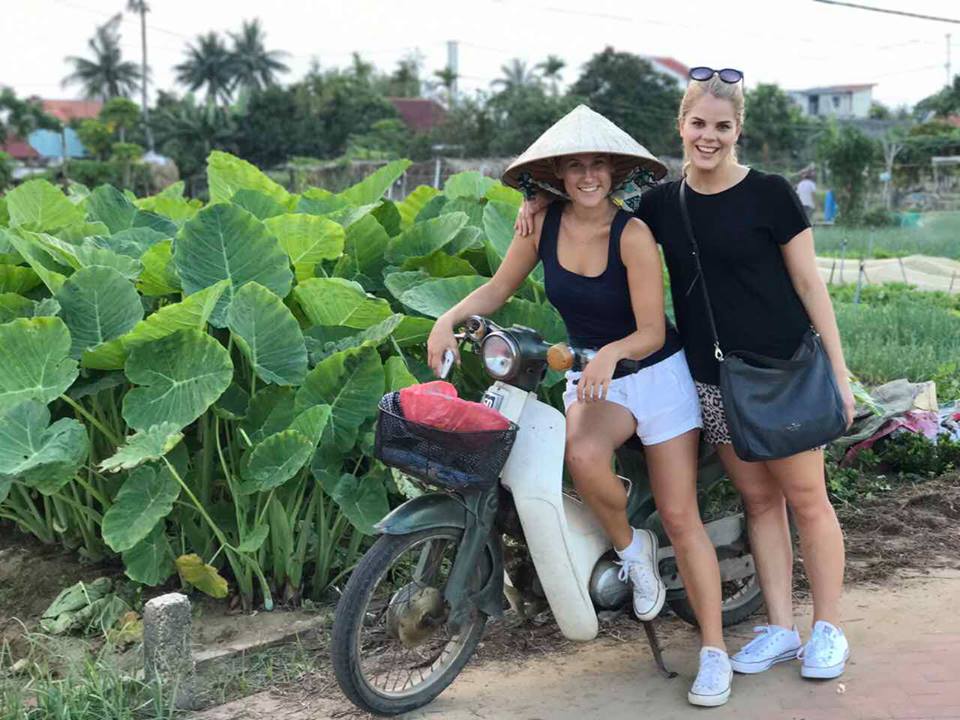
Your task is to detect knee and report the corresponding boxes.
[740,487,786,518]
[787,489,836,527]
[658,506,703,545]
[565,438,610,484]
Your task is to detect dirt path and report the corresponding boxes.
[192,570,960,720]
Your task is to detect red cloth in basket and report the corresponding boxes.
[398,381,510,432]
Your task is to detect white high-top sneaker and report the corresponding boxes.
[731,625,802,674]
[799,620,850,679]
[615,528,665,622]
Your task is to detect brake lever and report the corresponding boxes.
[439,349,456,379]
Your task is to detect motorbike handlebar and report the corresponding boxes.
[546,343,596,372]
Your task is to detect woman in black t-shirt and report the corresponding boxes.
[519,72,855,683]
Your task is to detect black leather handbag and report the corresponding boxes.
[677,180,847,461]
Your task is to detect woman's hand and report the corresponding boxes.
[836,373,856,429]
[514,194,549,236]
[427,317,459,377]
[577,346,620,403]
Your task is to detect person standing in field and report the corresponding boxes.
[796,170,817,222]
[518,68,855,685]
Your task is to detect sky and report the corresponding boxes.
[4,0,960,110]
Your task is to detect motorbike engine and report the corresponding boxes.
[589,557,631,610]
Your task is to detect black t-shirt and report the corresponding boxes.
[635,169,812,385]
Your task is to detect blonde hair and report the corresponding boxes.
[678,76,745,174]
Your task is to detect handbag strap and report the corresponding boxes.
[677,180,724,361]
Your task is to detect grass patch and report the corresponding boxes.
[815,211,960,260]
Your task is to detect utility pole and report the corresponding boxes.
[128,0,154,152]
[948,33,954,87]
[447,41,459,103]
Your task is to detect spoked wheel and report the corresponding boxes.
[667,555,764,627]
[331,528,489,716]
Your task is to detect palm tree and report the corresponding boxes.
[63,15,140,100]
[493,59,538,92]
[433,66,458,105]
[175,32,235,105]
[228,19,289,94]
[537,55,565,96]
[126,0,153,151]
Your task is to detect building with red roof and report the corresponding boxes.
[40,98,103,123]
[388,97,447,133]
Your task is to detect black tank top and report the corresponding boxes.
[538,201,682,365]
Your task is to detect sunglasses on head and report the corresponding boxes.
[688,66,744,84]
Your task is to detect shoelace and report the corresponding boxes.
[798,627,838,665]
[739,625,779,656]
[695,651,730,690]
[616,558,657,598]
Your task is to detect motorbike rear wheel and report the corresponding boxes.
[666,564,763,627]
[331,528,490,716]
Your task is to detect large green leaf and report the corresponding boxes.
[85,185,137,233]
[2,231,69,293]
[398,275,486,318]
[0,475,11,506]
[295,345,384,452]
[137,239,180,296]
[102,464,180,552]
[401,250,477,278]
[337,214,389,283]
[303,314,403,363]
[73,242,142,281]
[92,227,167,259]
[57,266,144,359]
[207,151,290,206]
[240,386,294,445]
[396,185,439,229]
[0,293,47,323]
[339,160,411,206]
[99,423,185,473]
[384,356,418,391]
[82,280,227,370]
[444,171,496,200]
[383,270,429,301]
[324,472,389,535]
[6,179,86,232]
[175,203,293,327]
[0,264,40,294]
[0,317,78,412]
[238,429,314,494]
[122,524,175,586]
[384,212,468,264]
[226,282,307,386]
[0,401,87,494]
[122,329,233,431]
[442,198,484,231]
[485,182,524,207]
[230,189,286,220]
[294,278,392,329]
[393,316,435,346]
[482,200,525,277]
[288,404,331,446]
[264,213,344,282]
[494,298,566,343]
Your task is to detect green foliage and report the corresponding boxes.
[743,84,813,166]
[817,123,880,225]
[0,152,13,192]
[0,162,543,610]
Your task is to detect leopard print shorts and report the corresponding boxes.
[694,382,732,446]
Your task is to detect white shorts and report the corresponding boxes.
[562,349,703,446]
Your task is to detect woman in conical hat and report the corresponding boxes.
[428,105,730,705]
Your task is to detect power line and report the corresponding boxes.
[812,0,960,24]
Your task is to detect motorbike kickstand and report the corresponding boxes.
[641,620,677,679]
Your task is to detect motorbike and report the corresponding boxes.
[331,316,762,716]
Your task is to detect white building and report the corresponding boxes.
[788,84,875,119]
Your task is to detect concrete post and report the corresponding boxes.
[143,592,197,709]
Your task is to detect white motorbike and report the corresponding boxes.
[331,316,761,716]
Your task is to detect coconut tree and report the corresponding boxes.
[228,19,290,94]
[63,15,140,100]
[175,32,235,105]
[537,55,566,96]
[126,0,154,151]
[493,59,538,92]
[433,66,458,106]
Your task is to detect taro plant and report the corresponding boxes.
[0,153,564,609]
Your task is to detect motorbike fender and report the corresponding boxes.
[499,397,607,641]
[374,493,504,621]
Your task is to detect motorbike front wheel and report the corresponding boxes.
[666,559,764,627]
[331,527,490,716]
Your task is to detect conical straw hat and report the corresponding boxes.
[502,104,667,192]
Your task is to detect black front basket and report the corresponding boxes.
[374,393,518,492]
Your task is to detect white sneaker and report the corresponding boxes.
[730,625,802,674]
[800,620,850,679]
[616,529,665,622]
[688,647,733,707]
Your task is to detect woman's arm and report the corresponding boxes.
[780,228,856,427]
[576,219,667,402]
[515,192,551,236]
[426,214,542,375]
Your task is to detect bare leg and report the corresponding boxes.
[717,444,795,629]
[767,449,844,627]
[646,429,725,650]
[565,400,637,550]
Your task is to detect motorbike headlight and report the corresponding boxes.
[481,333,519,380]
